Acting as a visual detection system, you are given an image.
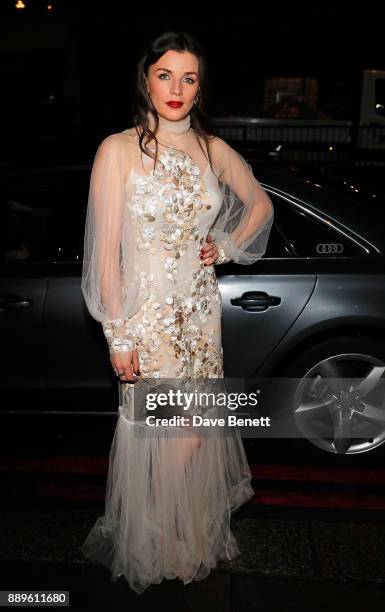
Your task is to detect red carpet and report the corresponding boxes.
[2,457,385,509]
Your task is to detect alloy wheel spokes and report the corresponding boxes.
[293,354,385,455]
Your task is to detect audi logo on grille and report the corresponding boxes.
[316,243,344,254]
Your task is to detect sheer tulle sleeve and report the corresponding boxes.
[209,137,274,265]
[81,134,143,355]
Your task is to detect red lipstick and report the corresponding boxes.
[167,101,183,108]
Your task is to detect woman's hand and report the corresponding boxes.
[200,233,219,265]
[110,349,141,383]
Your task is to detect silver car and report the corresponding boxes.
[219,153,385,460]
[1,154,385,461]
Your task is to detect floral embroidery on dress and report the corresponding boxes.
[131,177,158,253]
[118,272,223,379]
[102,271,152,354]
[159,149,214,284]
[110,145,223,380]
[171,288,223,378]
[190,266,220,324]
[131,147,213,281]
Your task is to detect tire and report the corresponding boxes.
[278,333,385,465]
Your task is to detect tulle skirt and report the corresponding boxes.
[81,380,254,595]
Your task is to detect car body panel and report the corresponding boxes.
[1,154,384,416]
[220,273,316,377]
[44,276,112,390]
[0,277,46,390]
[257,272,385,376]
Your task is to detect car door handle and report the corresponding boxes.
[0,293,34,311]
[230,291,281,312]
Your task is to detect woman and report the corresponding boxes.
[80,30,274,595]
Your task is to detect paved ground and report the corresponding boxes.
[1,499,385,610]
[2,414,385,610]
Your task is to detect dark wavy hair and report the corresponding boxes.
[132,30,215,173]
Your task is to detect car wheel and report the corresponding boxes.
[278,334,385,464]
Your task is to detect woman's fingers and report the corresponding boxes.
[200,242,218,265]
[111,351,139,383]
[117,362,136,382]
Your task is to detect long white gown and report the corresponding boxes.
[80,111,274,594]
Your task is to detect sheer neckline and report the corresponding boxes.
[147,110,191,136]
[146,146,213,179]
[131,161,212,181]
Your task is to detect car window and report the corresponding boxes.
[0,168,89,264]
[375,78,385,118]
[47,169,89,262]
[0,179,54,263]
[270,194,365,257]
[262,223,291,258]
[1,170,365,266]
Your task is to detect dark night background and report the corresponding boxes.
[2,5,385,608]
[0,1,384,163]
